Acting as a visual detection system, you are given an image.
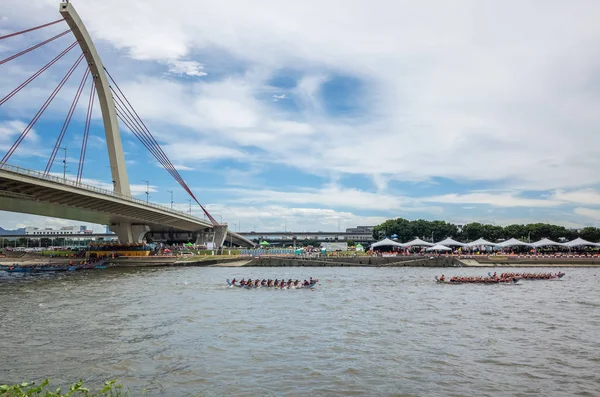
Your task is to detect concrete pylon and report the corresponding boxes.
[59,2,131,198]
[213,224,228,249]
[110,223,150,244]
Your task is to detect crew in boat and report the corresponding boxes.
[240,279,246,286]
[439,275,445,282]
[231,278,237,285]
[274,279,279,287]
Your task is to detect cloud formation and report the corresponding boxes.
[1,0,600,232]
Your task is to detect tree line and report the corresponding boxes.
[373,218,600,243]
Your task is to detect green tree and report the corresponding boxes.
[579,227,600,242]
[346,239,356,246]
[460,223,485,241]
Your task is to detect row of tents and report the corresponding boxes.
[370,237,600,251]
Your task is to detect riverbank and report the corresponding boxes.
[3,253,600,269]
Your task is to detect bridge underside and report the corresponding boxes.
[0,170,253,247]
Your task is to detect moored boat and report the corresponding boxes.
[5,266,33,273]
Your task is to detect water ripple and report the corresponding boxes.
[1,266,599,396]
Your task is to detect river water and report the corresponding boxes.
[1,267,599,396]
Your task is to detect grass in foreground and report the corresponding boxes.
[0,380,130,397]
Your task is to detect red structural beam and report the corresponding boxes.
[0,19,64,41]
[45,67,91,176]
[1,53,85,165]
[76,82,96,184]
[0,30,71,66]
[0,41,78,106]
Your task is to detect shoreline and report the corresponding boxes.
[2,254,600,269]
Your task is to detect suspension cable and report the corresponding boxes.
[0,30,71,66]
[77,83,96,184]
[110,87,181,181]
[1,53,85,165]
[0,19,64,41]
[0,41,78,106]
[45,67,91,176]
[105,67,219,224]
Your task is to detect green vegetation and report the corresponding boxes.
[0,380,130,397]
[373,218,600,243]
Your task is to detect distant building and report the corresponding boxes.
[321,242,348,251]
[344,225,374,241]
[25,225,91,236]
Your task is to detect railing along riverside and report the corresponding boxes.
[0,163,212,225]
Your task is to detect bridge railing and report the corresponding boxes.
[0,163,211,225]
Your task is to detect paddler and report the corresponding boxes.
[439,275,445,282]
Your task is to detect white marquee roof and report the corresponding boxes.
[435,237,466,247]
[404,238,434,247]
[426,244,452,251]
[466,238,498,247]
[531,238,566,248]
[564,237,600,248]
[370,238,404,248]
[497,238,532,247]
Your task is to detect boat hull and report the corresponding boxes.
[227,279,316,289]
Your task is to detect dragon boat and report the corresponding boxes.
[490,272,565,280]
[227,279,317,289]
[435,276,520,284]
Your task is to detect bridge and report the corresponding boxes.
[0,2,253,248]
[239,231,376,244]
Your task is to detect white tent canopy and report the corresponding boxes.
[370,238,404,249]
[531,238,566,248]
[404,238,434,247]
[426,244,452,251]
[497,238,532,247]
[466,238,498,247]
[564,237,600,248]
[435,237,466,247]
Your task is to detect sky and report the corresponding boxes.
[1,0,600,233]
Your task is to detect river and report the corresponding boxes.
[1,267,599,396]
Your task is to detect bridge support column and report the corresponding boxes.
[213,224,228,249]
[195,229,213,246]
[110,223,150,243]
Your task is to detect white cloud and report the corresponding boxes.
[163,142,246,162]
[0,211,106,233]
[2,0,600,230]
[553,189,600,206]
[199,204,387,232]
[164,60,207,77]
[272,94,286,101]
[423,191,563,208]
[47,173,157,196]
[212,184,443,214]
[573,207,600,222]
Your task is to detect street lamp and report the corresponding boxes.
[142,180,150,203]
[187,199,192,215]
[61,146,68,182]
[167,189,173,209]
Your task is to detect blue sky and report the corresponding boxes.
[2,0,600,233]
